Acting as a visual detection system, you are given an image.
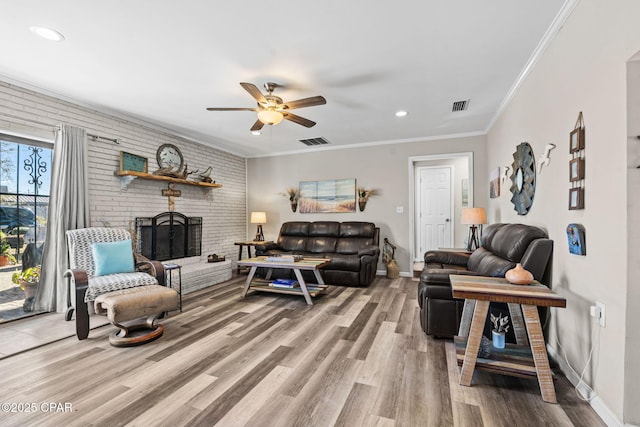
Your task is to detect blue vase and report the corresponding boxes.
[492,330,505,349]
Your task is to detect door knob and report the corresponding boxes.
[446,218,450,222]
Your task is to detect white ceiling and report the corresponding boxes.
[0,1,568,158]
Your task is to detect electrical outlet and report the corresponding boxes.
[596,301,606,327]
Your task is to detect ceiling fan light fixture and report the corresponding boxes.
[29,25,65,41]
[257,109,283,125]
[251,130,262,135]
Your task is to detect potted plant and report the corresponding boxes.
[279,187,300,212]
[490,312,510,349]
[0,231,17,266]
[357,187,376,211]
[12,265,40,312]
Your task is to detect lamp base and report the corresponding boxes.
[466,225,480,251]
[255,224,264,242]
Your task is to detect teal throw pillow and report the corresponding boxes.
[91,239,135,276]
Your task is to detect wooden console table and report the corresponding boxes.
[450,274,566,403]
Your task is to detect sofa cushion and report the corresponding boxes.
[305,222,340,253]
[466,247,515,277]
[483,223,547,262]
[309,221,341,236]
[276,222,310,252]
[336,222,377,254]
[306,237,338,253]
[340,222,376,238]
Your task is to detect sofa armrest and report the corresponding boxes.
[424,250,471,266]
[421,268,485,285]
[358,246,380,257]
[256,242,280,252]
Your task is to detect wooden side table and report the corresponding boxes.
[234,241,273,273]
[450,274,566,403]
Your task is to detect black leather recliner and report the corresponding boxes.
[417,223,553,337]
[255,221,380,286]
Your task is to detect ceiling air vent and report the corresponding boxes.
[452,99,470,112]
[299,137,330,146]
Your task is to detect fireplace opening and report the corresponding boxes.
[135,212,202,261]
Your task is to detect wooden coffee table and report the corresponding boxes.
[238,256,330,305]
[450,274,566,403]
[234,241,273,273]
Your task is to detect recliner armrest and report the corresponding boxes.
[256,242,279,252]
[136,260,165,285]
[424,250,471,266]
[64,268,90,340]
[358,246,380,257]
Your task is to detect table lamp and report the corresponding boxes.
[250,211,266,241]
[461,207,487,251]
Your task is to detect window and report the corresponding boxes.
[0,134,52,321]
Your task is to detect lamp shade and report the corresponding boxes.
[461,208,487,225]
[257,109,283,125]
[250,211,267,224]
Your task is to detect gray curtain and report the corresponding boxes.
[34,124,91,313]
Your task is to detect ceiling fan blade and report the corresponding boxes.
[250,119,265,132]
[282,112,316,128]
[283,96,326,110]
[240,82,267,104]
[206,107,257,111]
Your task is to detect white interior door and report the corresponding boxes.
[417,167,452,256]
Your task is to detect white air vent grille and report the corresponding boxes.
[299,137,330,146]
[452,99,470,112]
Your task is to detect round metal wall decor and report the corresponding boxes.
[156,143,184,172]
[509,142,536,215]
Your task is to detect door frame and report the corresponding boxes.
[416,165,454,256]
[408,152,474,262]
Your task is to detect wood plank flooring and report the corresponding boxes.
[0,275,605,426]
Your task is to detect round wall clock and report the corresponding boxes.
[509,142,536,215]
[156,144,184,172]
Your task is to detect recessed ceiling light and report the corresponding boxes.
[251,130,261,136]
[395,110,408,117]
[30,26,65,42]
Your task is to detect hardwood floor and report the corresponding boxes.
[0,276,604,426]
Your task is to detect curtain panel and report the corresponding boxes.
[34,124,91,313]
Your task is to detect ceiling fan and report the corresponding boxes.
[206,82,326,132]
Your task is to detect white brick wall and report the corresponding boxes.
[0,80,247,271]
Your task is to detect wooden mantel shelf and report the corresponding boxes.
[114,170,222,189]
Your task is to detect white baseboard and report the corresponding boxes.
[547,345,624,427]
[376,270,413,277]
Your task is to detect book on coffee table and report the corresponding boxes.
[270,278,299,288]
[265,255,303,262]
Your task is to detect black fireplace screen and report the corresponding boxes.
[135,212,202,261]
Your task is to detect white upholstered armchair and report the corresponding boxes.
[64,227,165,340]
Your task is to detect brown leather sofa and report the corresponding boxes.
[255,221,380,286]
[417,223,553,337]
